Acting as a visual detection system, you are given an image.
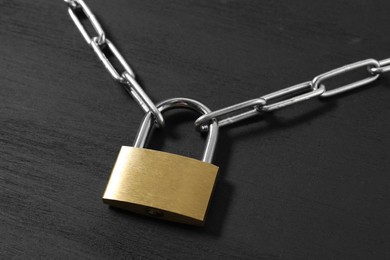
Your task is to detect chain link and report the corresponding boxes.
[122,72,165,126]
[64,0,164,128]
[66,0,106,45]
[370,58,390,74]
[260,81,325,111]
[65,0,388,132]
[313,59,379,98]
[196,98,266,131]
[90,38,136,82]
[196,58,389,129]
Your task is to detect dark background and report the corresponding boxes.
[1,0,390,259]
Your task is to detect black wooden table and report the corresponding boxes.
[1,1,389,259]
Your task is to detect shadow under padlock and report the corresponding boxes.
[103,98,221,226]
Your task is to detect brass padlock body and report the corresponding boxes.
[103,146,219,226]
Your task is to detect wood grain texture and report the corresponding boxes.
[1,0,389,259]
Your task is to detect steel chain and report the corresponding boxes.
[195,58,389,130]
[64,0,388,132]
[64,0,165,127]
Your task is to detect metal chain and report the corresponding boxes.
[64,0,165,127]
[64,0,389,133]
[195,58,389,130]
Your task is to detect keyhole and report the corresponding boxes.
[146,208,164,218]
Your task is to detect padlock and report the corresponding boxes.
[103,98,219,226]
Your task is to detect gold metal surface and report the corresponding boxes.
[102,146,219,226]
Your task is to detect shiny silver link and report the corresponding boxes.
[65,0,106,45]
[65,1,162,128]
[195,98,266,131]
[64,0,77,8]
[65,2,389,133]
[195,58,384,130]
[370,58,390,74]
[195,82,325,130]
[90,37,135,82]
[122,72,165,128]
[313,59,380,98]
[260,81,325,112]
[378,58,390,73]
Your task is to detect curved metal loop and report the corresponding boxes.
[90,37,135,82]
[134,98,218,163]
[195,98,266,131]
[64,0,77,8]
[313,59,380,98]
[65,0,106,45]
[370,58,390,74]
[260,81,325,112]
[122,72,164,128]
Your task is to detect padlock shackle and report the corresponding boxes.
[133,97,218,163]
